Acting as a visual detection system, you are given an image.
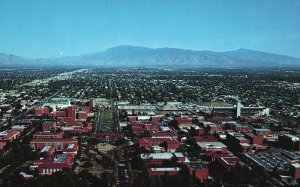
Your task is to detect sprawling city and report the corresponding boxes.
[0,68,299,186]
[1,0,300,187]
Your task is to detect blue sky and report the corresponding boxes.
[0,0,300,58]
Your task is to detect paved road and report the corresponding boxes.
[0,165,11,174]
[117,163,129,187]
[19,127,36,143]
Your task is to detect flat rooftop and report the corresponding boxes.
[186,162,206,169]
[41,146,51,153]
[150,167,180,172]
[54,154,69,163]
[140,152,184,160]
[219,156,240,166]
[197,142,227,148]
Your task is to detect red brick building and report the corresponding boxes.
[128,116,137,123]
[173,117,193,128]
[193,136,218,143]
[217,156,240,172]
[49,105,91,123]
[230,124,251,132]
[0,130,21,141]
[138,137,180,152]
[30,154,74,175]
[0,130,21,149]
[90,132,125,142]
[186,163,209,181]
[63,143,79,155]
[240,117,266,123]
[207,124,223,134]
[150,116,162,122]
[131,121,160,134]
[291,163,300,179]
[149,131,178,139]
[30,138,78,150]
[196,127,205,135]
[33,131,64,139]
[253,128,272,136]
[60,121,93,134]
[197,142,228,154]
[140,152,186,166]
[243,133,264,145]
[226,132,252,153]
[42,120,57,131]
[35,107,50,116]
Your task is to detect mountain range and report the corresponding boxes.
[0,45,300,68]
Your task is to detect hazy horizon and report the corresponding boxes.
[1,45,300,60]
[1,0,300,58]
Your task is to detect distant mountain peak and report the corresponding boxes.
[105,45,152,51]
[0,45,299,68]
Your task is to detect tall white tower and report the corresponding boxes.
[236,100,241,118]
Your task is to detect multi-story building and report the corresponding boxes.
[138,137,180,152]
[30,138,78,150]
[33,131,64,139]
[30,154,74,175]
[0,130,21,149]
[186,163,209,181]
[173,117,193,129]
[278,134,300,151]
[140,152,186,165]
[211,101,265,118]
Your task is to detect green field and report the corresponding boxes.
[101,110,114,131]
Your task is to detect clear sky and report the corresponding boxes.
[0,0,300,58]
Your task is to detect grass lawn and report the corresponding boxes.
[75,159,104,177]
[101,110,114,131]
